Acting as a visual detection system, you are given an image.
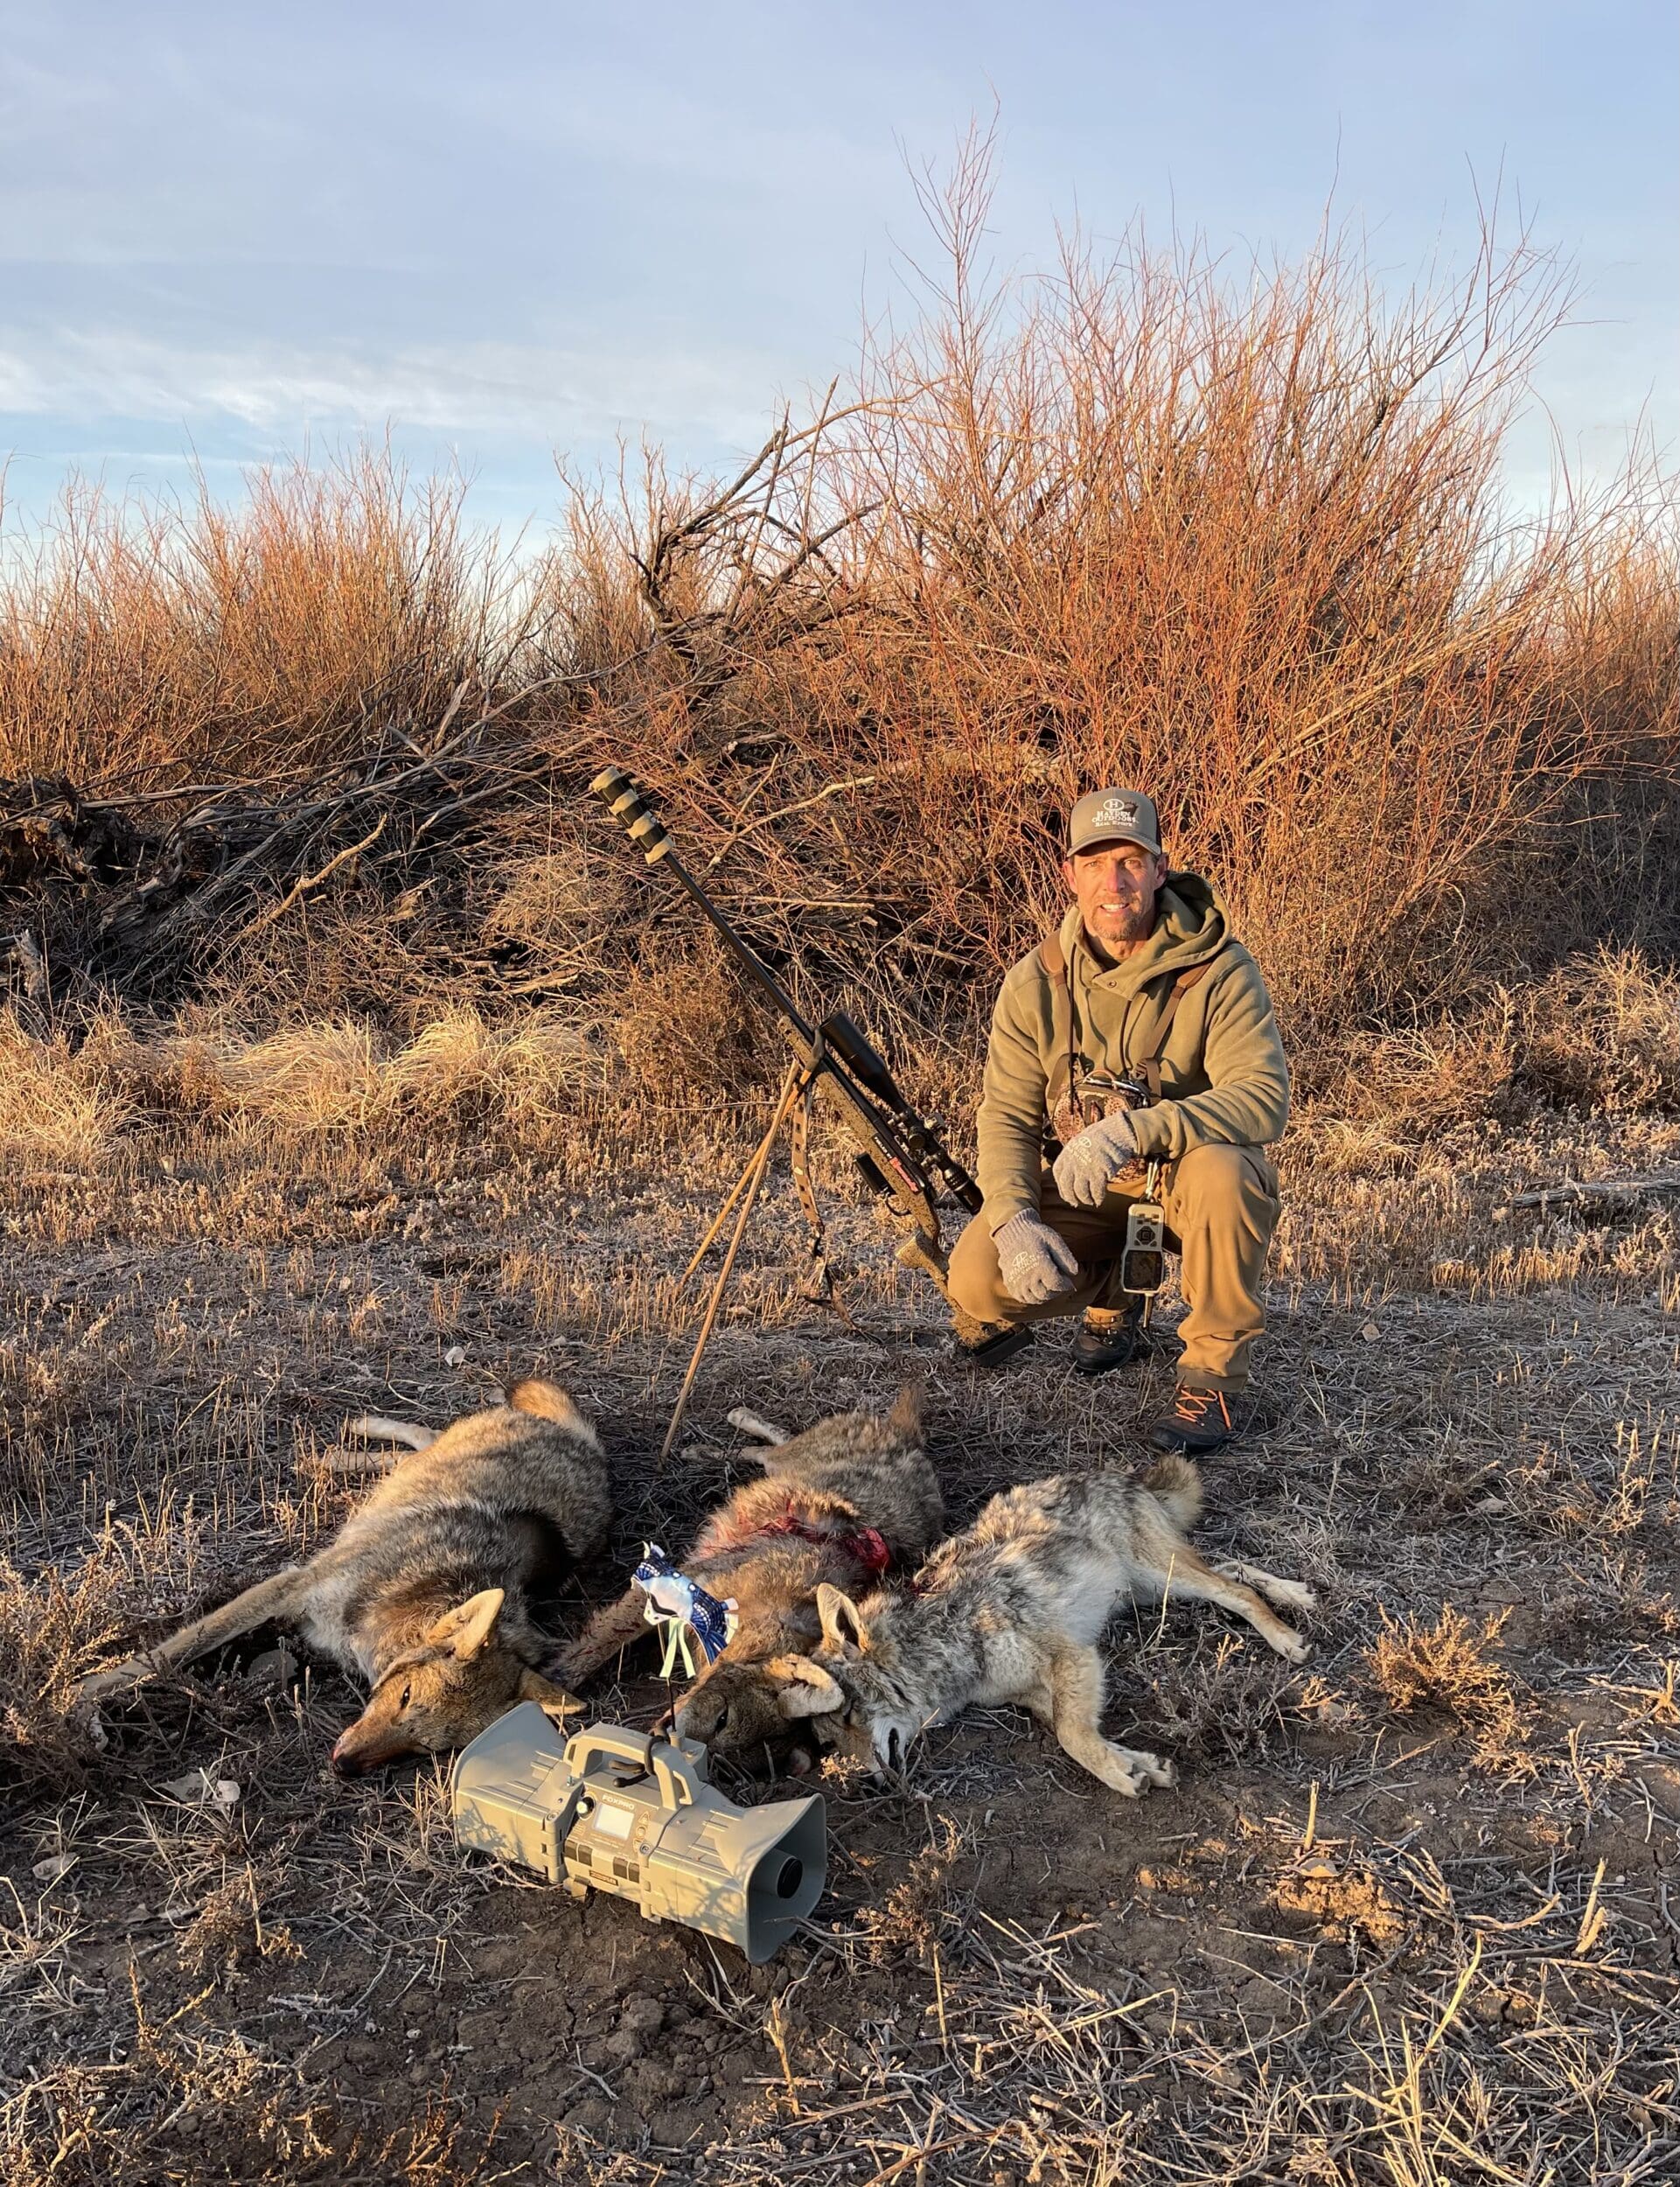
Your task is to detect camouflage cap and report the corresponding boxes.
[1067,786,1161,857]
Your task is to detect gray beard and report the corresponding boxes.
[1085,905,1154,961]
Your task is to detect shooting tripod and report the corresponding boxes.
[659,1058,834,1464]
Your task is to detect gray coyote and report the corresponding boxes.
[78,1380,610,1772]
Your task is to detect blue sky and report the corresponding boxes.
[1,1,1673,536]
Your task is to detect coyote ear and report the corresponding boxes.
[517,1666,583,1718]
[427,1588,505,1659]
[887,1383,924,1439]
[763,1656,846,1718]
[816,1583,868,1655]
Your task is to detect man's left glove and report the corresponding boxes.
[1051,1110,1138,1208]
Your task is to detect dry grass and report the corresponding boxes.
[0,1004,594,1157]
[2,1038,1675,2183]
[0,1011,134,1170]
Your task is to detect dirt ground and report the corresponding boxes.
[3,1094,1678,2184]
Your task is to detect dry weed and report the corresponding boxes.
[174,1867,302,1980]
[613,940,778,1098]
[853,1813,973,1969]
[1364,1605,1535,1771]
[1517,944,1680,1113]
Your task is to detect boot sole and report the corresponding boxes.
[955,1324,1035,1370]
[1148,1419,1239,1454]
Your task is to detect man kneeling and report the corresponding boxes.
[950,786,1288,1455]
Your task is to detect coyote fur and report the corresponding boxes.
[760,1456,1314,1793]
[77,1380,610,1773]
[557,1387,941,1771]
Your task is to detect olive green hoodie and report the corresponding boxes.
[975,875,1289,1226]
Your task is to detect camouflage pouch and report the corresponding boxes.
[1047,1071,1152,1177]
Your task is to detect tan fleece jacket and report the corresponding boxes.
[975,876,1289,1225]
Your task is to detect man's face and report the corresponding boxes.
[1062,840,1168,953]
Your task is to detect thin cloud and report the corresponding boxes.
[0,329,790,449]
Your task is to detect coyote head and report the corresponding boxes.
[756,1583,918,1773]
[673,1648,823,1774]
[330,1589,580,1774]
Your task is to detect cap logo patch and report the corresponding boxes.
[1095,797,1139,828]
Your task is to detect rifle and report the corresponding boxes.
[589,768,985,1317]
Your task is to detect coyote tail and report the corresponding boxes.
[1140,1454,1202,1533]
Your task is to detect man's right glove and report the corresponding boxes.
[992,1211,1080,1306]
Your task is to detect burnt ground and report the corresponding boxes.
[3,1099,1678,2184]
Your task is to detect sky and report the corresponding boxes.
[0,0,1674,539]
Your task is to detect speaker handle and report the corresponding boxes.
[563,1725,706,1809]
[648,1740,704,1809]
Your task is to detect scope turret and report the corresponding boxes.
[590,766,671,865]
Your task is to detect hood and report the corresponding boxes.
[1058,871,1230,997]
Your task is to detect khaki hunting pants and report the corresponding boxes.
[948,1143,1280,1393]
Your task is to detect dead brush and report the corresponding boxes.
[1515,945,1680,1114]
[0,451,502,787]
[852,1813,975,1970]
[174,1865,301,1980]
[0,1561,127,1797]
[613,937,779,1098]
[1364,1605,1535,1772]
[1127,1630,1304,1764]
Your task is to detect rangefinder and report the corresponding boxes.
[1118,1199,1167,1295]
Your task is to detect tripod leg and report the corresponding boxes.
[660,1065,803,1464]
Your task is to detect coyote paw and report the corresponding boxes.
[1275,1630,1314,1666]
[1126,1747,1178,1789]
[1265,1576,1318,1615]
[1095,1743,1176,1795]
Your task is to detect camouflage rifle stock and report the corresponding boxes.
[589,766,988,1312]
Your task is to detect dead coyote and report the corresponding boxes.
[762,1456,1314,1793]
[77,1380,610,1773]
[557,1387,941,1771]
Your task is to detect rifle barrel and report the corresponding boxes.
[591,764,982,1217]
[661,850,819,1049]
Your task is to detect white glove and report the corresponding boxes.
[992,1211,1080,1306]
[1051,1110,1138,1208]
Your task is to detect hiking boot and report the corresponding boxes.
[1070,1304,1140,1377]
[947,1316,1035,1369]
[1150,1384,1241,1454]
